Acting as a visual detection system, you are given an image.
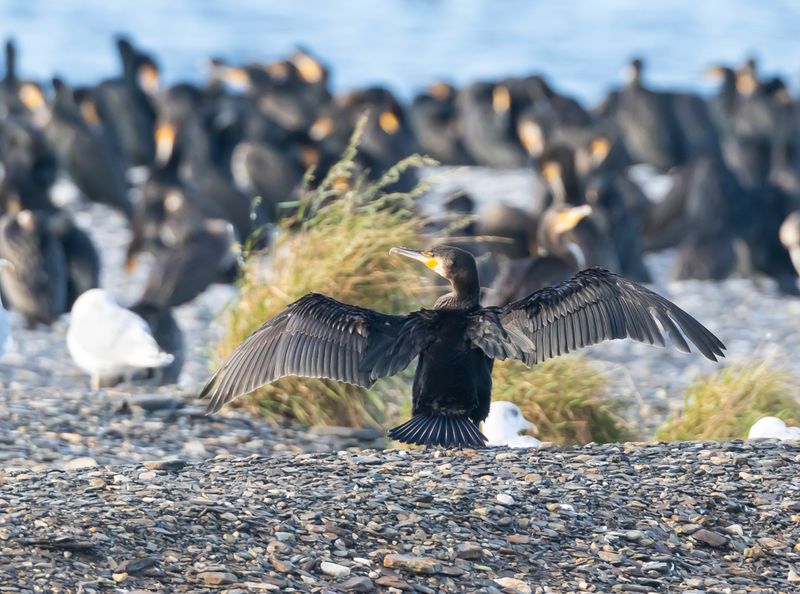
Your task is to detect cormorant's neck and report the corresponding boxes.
[435,273,481,310]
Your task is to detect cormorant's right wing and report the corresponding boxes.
[466,267,725,366]
[202,293,437,413]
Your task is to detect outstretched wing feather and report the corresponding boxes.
[202,293,435,413]
[467,268,725,366]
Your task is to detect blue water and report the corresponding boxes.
[1,0,798,103]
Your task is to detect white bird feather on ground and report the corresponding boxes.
[67,288,173,388]
[483,401,541,448]
[748,416,800,440]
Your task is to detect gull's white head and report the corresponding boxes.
[748,416,796,440]
[71,288,116,315]
[483,401,538,447]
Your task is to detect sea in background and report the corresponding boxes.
[0,0,798,104]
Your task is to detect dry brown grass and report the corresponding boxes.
[218,121,437,426]
[490,356,630,445]
[655,362,800,441]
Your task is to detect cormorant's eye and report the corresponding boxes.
[511,409,519,417]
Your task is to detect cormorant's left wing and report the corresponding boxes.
[466,267,725,365]
[202,293,437,413]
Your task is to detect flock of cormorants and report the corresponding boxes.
[0,36,791,442]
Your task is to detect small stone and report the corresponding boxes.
[320,561,351,578]
[693,529,727,548]
[545,502,575,513]
[138,470,157,481]
[623,530,644,542]
[142,459,187,471]
[182,439,208,458]
[598,550,623,564]
[375,574,410,589]
[758,537,787,549]
[352,455,381,465]
[199,571,237,585]
[383,554,441,574]
[788,568,800,583]
[456,542,483,560]
[642,561,668,573]
[112,572,128,583]
[129,394,179,412]
[64,457,97,471]
[493,577,532,594]
[675,523,701,535]
[341,576,374,592]
[269,556,294,573]
[120,557,159,574]
[725,524,744,537]
[507,535,531,545]
[496,493,515,506]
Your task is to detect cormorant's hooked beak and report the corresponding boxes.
[389,247,442,275]
[553,205,592,235]
[541,161,561,183]
[154,122,176,165]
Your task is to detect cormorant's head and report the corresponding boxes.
[390,244,477,285]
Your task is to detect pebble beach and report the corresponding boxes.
[1,171,799,592]
[2,442,800,592]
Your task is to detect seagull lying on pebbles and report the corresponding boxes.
[67,288,174,388]
[483,401,541,448]
[748,416,800,440]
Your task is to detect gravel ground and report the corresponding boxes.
[2,441,799,592]
[1,172,799,591]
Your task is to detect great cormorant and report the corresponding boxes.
[201,245,725,448]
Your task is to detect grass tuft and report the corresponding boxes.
[218,120,437,427]
[490,357,631,445]
[655,362,800,441]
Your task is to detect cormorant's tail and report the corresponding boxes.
[388,414,487,448]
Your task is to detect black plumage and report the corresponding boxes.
[0,209,66,326]
[45,78,132,218]
[201,245,725,448]
[128,301,184,385]
[47,212,100,309]
[89,37,158,168]
[137,218,238,308]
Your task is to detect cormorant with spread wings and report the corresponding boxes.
[201,245,725,448]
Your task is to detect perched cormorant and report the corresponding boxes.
[457,82,527,168]
[409,82,474,165]
[46,78,132,218]
[89,37,158,168]
[202,245,725,448]
[0,209,66,326]
[612,58,684,171]
[136,218,238,308]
